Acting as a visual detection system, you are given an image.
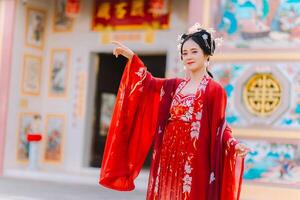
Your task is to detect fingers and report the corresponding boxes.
[111,40,133,59]
[113,47,123,58]
[236,143,251,158]
[111,40,126,48]
[238,152,248,158]
[113,48,118,58]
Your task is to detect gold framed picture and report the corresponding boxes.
[25,7,47,49]
[53,0,74,32]
[48,49,70,98]
[43,114,66,163]
[21,55,42,96]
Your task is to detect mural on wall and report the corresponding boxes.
[212,0,300,51]
[17,113,39,163]
[99,93,116,136]
[243,139,300,186]
[44,114,65,163]
[25,7,46,49]
[48,49,70,98]
[53,0,74,32]
[211,61,300,128]
[21,55,42,96]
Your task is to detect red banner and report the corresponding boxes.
[92,0,171,30]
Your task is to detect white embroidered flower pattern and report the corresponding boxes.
[190,130,199,140]
[183,184,191,193]
[183,161,193,194]
[195,111,202,120]
[129,67,147,96]
[160,87,165,101]
[191,121,200,130]
[135,67,146,77]
[190,121,201,139]
[210,172,215,184]
[185,162,192,174]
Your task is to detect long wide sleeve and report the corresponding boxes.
[99,55,165,191]
[207,81,244,200]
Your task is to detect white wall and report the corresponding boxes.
[5,0,50,170]
[4,0,189,172]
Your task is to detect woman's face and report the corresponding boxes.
[181,39,208,72]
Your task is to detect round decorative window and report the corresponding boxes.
[243,73,282,116]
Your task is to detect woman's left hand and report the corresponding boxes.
[235,143,251,158]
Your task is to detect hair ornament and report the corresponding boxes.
[177,34,183,42]
[177,23,223,56]
[201,33,210,48]
[187,22,203,34]
[214,37,223,47]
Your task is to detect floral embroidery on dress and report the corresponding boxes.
[170,94,195,122]
[190,121,200,140]
[182,158,193,194]
[135,67,146,77]
[160,86,165,101]
[150,75,211,200]
[129,67,147,96]
[209,172,215,184]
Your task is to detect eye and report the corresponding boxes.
[182,52,187,56]
[192,50,198,53]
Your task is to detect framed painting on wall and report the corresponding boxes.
[43,114,65,163]
[25,7,47,49]
[53,0,74,32]
[17,112,39,163]
[48,49,70,98]
[21,55,42,96]
[209,0,300,53]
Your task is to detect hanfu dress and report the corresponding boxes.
[99,55,244,200]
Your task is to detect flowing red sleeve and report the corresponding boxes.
[208,82,244,200]
[216,87,244,200]
[223,125,238,149]
[99,55,164,191]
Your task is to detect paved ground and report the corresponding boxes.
[0,177,146,200]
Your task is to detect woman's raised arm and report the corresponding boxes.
[112,41,134,60]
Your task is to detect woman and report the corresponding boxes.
[99,23,250,200]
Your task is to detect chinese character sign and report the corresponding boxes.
[92,0,170,30]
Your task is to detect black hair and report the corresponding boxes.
[180,30,215,78]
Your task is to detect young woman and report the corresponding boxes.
[99,24,250,200]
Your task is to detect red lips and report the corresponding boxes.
[187,61,195,65]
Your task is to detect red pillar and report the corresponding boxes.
[0,0,17,175]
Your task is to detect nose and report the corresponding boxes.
[183,52,192,60]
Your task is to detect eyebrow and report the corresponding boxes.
[182,48,199,52]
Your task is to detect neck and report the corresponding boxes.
[188,67,207,84]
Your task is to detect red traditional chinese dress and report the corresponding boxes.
[99,55,244,200]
